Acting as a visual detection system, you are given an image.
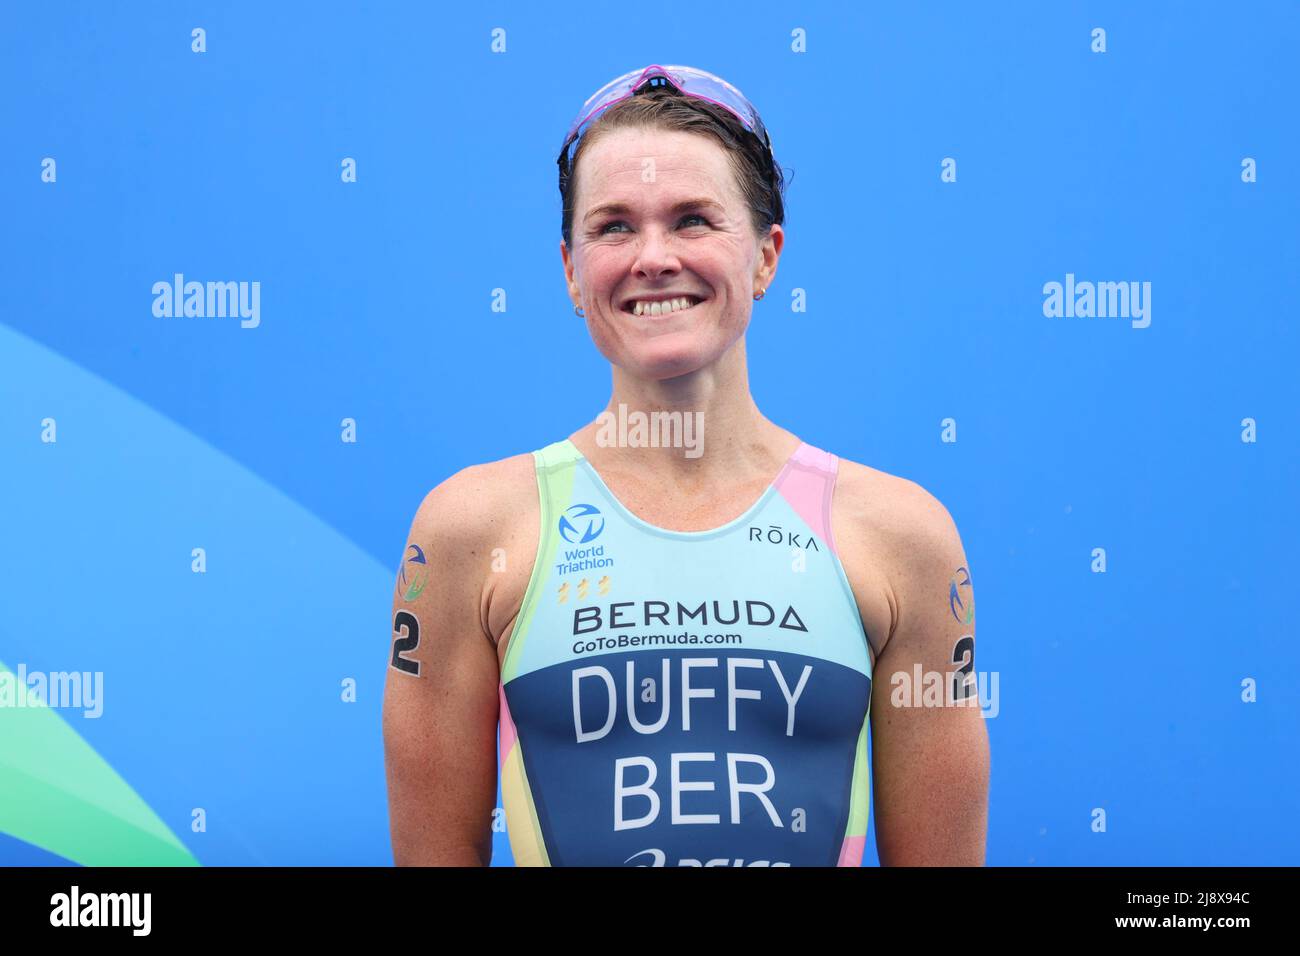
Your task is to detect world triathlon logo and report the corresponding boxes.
[949,566,974,625]
[558,503,605,544]
[397,544,428,602]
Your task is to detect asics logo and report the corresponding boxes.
[624,848,790,867]
[624,848,666,866]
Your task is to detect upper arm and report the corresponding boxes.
[382,467,504,866]
[869,483,989,866]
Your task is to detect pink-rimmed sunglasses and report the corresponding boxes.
[557,64,774,177]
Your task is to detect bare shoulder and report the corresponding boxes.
[407,450,538,548]
[830,455,968,658]
[402,449,541,649]
[835,456,963,554]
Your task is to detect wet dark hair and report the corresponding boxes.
[559,88,786,249]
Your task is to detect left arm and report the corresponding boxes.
[869,485,989,866]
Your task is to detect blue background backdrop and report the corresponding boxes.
[1,0,1296,865]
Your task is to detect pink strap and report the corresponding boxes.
[773,443,841,556]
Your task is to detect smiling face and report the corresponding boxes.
[561,127,783,381]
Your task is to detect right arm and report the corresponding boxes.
[382,469,502,866]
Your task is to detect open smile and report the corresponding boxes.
[621,295,707,317]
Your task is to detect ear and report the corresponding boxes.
[753,224,784,293]
[560,239,582,309]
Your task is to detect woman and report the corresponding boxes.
[383,65,989,866]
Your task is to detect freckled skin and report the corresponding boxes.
[560,128,782,381]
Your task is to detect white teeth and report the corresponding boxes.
[631,297,699,316]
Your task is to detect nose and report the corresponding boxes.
[629,226,681,280]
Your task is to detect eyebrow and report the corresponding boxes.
[583,198,726,223]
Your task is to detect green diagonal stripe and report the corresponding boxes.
[0,659,198,866]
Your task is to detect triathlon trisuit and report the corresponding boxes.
[498,437,874,866]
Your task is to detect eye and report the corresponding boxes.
[597,214,710,236]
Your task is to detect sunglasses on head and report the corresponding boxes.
[557,64,774,180]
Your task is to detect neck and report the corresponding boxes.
[568,337,799,485]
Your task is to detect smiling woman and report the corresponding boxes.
[561,124,779,381]
[382,64,989,868]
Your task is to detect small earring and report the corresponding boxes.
[574,305,585,317]
[753,288,766,301]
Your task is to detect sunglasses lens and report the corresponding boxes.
[561,64,769,162]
